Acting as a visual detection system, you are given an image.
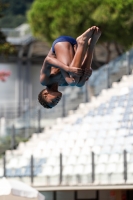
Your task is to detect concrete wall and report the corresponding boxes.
[0,63,18,103]
[0,62,43,105]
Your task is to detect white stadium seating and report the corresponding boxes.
[1,71,133,186]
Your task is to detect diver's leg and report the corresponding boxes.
[54,41,80,84]
[69,26,96,68]
[81,27,101,71]
[54,26,97,84]
[54,26,96,68]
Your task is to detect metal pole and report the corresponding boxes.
[96,190,99,200]
[27,43,33,109]
[28,60,31,103]
[27,60,32,110]
[59,153,63,184]
[107,64,110,88]
[24,99,30,139]
[62,94,65,117]
[53,191,56,200]
[92,151,95,183]
[17,58,24,117]
[37,107,41,133]
[17,59,22,117]
[30,155,34,184]
[123,150,127,183]
[126,51,131,75]
[11,124,16,150]
[74,191,77,200]
[3,154,6,177]
[85,82,89,103]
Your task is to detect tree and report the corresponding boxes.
[0,0,34,28]
[0,1,16,55]
[28,0,133,63]
[28,0,97,43]
[91,0,133,62]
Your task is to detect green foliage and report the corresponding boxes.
[28,0,133,49]
[28,0,96,43]
[0,0,34,28]
[91,0,133,48]
[0,14,26,28]
[0,42,16,55]
[0,1,16,55]
[0,134,29,156]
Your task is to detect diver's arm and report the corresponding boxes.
[40,50,70,85]
[40,48,83,85]
[60,70,80,86]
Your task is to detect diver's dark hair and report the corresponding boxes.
[38,89,51,109]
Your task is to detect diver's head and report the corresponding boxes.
[38,83,62,108]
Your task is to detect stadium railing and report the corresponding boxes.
[1,150,128,186]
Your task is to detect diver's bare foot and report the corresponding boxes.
[76,26,96,45]
[90,27,101,48]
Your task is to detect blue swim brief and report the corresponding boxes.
[51,36,77,53]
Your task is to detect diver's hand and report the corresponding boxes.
[68,67,83,77]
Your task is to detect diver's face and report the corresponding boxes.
[42,87,62,108]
